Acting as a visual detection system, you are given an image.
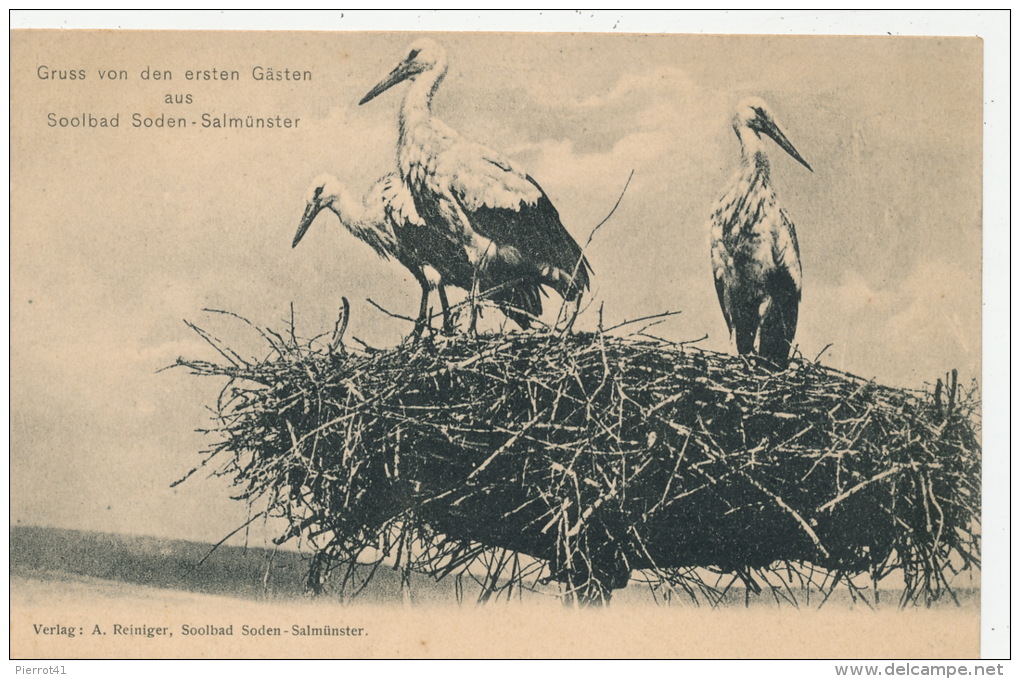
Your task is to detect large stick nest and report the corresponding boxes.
[176,309,980,606]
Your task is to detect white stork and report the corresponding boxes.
[358,39,592,332]
[709,97,812,367]
[292,173,542,335]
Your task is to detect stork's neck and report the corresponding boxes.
[738,125,767,170]
[327,186,394,257]
[326,185,365,229]
[399,65,445,128]
[397,66,446,173]
[735,125,772,183]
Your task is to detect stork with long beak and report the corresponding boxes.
[293,173,542,336]
[359,39,592,333]
[709,97,813,367]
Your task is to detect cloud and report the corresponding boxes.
[575,66,700,109]
[800,260,980,389]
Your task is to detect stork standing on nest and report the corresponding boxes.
[709,97,812,367]
[358,39,592,333]
[293,173,542,336]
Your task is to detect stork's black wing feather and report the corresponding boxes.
[713,267,732,334]
[383,178,476,290]
[478,255,546,329]
[448,151,592,296]
[758,267,800,364]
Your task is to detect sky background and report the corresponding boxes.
[10,23,989,552]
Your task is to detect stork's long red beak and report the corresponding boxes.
[292,203,320,248]
[763,119,813,172]
[359,60,415,105]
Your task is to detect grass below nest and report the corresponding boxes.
[174,306,980,607]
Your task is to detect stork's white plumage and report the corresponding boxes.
[709,97,812,367]
[293,173,445,336]
[293,173,542,335]
[359,39,591,332]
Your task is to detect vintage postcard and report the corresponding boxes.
[9,14,1002,662]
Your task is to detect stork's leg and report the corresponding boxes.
[411,274,431,341]
[467,249,496,336]
[731,299,760,356]
[467,274,481,336]
[437,284,455,335]
[734,322,758,356]
[554,290,582,335]
[758,279,800,369]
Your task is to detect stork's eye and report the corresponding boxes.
[408,48,420,60]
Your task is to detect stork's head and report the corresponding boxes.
[293,174,343,248]
[734,97,812,172]
[359,38,448,105]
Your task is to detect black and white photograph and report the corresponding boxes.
[8,10,1008,666]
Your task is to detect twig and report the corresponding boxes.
[585,169,635,249]
[813,343,834,363]
[184,320,243,367]
[184,511,266,576]
[557,169,636,329]
[330,297,351,353]
[366,297,418,325]
[603,310,684,334]
[818,466,907,513]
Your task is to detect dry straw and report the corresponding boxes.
[175,305,980,607]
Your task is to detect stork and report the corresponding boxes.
[709,97,812,367]
[292,173,542,336]
[358,39,592,333]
